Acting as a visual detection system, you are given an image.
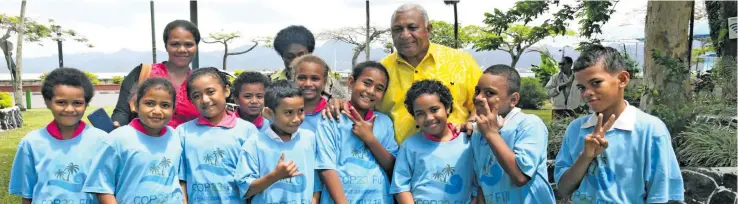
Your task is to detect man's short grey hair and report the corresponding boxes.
[391,3,430,27]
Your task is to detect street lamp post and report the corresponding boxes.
[55,25,63,68]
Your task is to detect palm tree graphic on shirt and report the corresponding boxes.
[204,148,227,165]
[147,157,174,176]
[431,164,456,183]
[64,163,80,181]
[54,169,65,180]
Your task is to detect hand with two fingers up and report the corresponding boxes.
[581,113,616,160]
[476,97,504,140]
[342,106,378,143]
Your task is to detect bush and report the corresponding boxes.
[676,119,737,167]
[39,72,48,81]
[624,82,644,107]
[518,77,547,109]
[234,70,245,77]
[547,116,575,160]
[0,92,12,109]
[112,76,124,84]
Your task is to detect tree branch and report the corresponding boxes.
[202,39,220,44]
[227,41,258,56]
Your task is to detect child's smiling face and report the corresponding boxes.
[45,85,87,128]
[137,87,174,133]
[294,62,327,102]
[574,59,629,113]
[412,93,450,137]
[189,75,230,120]
[267,96,305,134]
[236,83,265,118]
[348,67,388,111]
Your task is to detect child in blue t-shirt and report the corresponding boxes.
[177,67,261,203]
[316,61,398,203]
[554,46,684,203]
[236,80,321,203]
[233,71,271,131]
[390,80,476,204]
[83,78,184,203]
[470,65,555,204]
[9,68,105,203]
[291,54,330,132]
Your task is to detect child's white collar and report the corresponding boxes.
[264,125,299,142]
[581,100,636,131]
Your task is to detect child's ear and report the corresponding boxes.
[263,107,274,120]
[617,71,630,88]
[510,92,521,108]
[347,76,355,89]
[224,85,231,98]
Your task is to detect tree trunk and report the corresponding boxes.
[14,0,26,110]
[721,1,736,58]
[640,1,693,112]
[705,1,737,58]
[352,45,364,68]
[365,0,370,61]
[222,43,228,70]
[510,53,520,68]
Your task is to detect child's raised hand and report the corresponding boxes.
[342,106,377,143]
[273,153,303,179]
[476,97,504,138]
[582,113,615,159]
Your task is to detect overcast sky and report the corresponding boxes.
[0,0,710,59]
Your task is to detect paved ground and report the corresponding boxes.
[10,92,120,109]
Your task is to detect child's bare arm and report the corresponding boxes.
[311,192,321,204]
[394,192,415,204]
[344,107,396,174]
[21,198,31,204]
[363,136,395,174]
[476,188,485,204]
[246,153,302,198]
[180,181,188,204]
[557,154,595,196]
[319,169,348,204]
[97,194,117,204]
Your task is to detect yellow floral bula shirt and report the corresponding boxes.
[378,43,482,144]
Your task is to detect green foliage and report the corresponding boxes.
[622,51,640,79]
[39,72,48,81]
[429,20,482,48]
[528,48,559,87]
[518,77,547,109]
[676,119,737,167]
[624,82,644,107]
[84,71,100,85]
[111,76,124,84]
[233,70,245,77]
[0,14,53,42]
[547,116,577,160]
[0,92,12,108]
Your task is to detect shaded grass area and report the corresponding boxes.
[0,107,113,202]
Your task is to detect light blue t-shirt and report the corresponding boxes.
[301,111,324,134]
[471,109,555,204]
[83,124,183,203]
[554,103,684,204]
[9,124,106,203]
[390,132,475,203]
[177,119,259,203]
[236,127,320,203]
[315,112,398,204]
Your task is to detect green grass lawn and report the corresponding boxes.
[0,107,112,202]
[0,106,552,202]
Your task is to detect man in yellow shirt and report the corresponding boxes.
[377,3,482,143]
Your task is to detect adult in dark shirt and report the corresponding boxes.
[111,20,201,128]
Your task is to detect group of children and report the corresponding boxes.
[9,45,684,204]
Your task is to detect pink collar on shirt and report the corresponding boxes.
[235,110,265,129]
[195,110,238,128]
[130,118,168,136]
[46,120,86,140]
[305,97,327,115]
[346,102,374,121]
[423,123,460,142]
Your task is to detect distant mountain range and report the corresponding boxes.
[0,40,647,74]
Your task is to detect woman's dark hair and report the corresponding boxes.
[352,61,390,91]
[264,80,303,110]
[163,20,201,45]
[41,67,95,103]
[186,67,232,100]
[273,25,315,56]
[404,80,454,115]
[136,77,176,109]
[232,72,270,97]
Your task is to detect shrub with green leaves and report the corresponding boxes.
[0,92,12,109]
[84,71,100,85]
[234,70,245,77]
[518,77,547,109]
[676,119,737,167]
[112,76,124,84]
[547,116,576,160]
